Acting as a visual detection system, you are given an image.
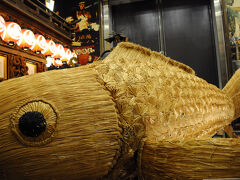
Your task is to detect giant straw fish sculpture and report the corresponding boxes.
[0,42,240,179]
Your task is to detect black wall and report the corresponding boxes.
[162,0,219,86]
[54,1,76,18]
[112,0,160,51]
[112,0,219,86]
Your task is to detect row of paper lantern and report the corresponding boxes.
[0,15,77,63]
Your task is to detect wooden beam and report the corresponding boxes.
[0,46,46,64]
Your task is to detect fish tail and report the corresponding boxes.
[223,68,240,119]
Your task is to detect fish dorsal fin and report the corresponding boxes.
[150,51,195,75]
[108,42,195,75]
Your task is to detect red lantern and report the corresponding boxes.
[52,43,65,59]
[77,48,89,65]
[65,48,72,59]
[72,52,77,58]
[61,48,72,62]
[0,16,6,38]
[41,39,56,56]
[1,21,22,45]
[54,59,63,66]
[30,34,47,54]
[17,29,35,50]
[46,56,54,67]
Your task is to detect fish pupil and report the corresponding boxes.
[18,111,46,137]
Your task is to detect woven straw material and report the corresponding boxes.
[0,42,239,179]
[0,67,122,180]
[93,42,235,142]
[223,67,240,119]
[141,138,240,180]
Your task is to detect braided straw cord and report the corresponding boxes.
[0,67,122,180]
[223,67,240,119]
[142,138,240,180]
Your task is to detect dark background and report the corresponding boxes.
[38,0,76,18]
[112,0,219,86]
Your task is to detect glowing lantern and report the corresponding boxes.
[41,39,56,56]
[0,16,6,38]
[65,48,72,59]
[61,48,72,62]
[1,21,22,45]
[72,52,77,58]
[46,56,54,67]
[30,34,47,54]
[17,29,36,50]
[54,59,63,67]
[52,43,65,59]
[61,57,68,62]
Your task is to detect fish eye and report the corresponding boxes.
[10,100,58,146]
[19,111,47,137]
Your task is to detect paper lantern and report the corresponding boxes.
[46,56,54,67]
[65,48,72,59]
[72,52,77,58]
[30,34,47,53]
[61,56,68,62]
[77,48,89,65]
[52,43,65,59]
[1,21,22,45]
[61,48,72,62]
[17,29,36,50]
[0,16,6,37]
[54,59,63,66]
[41,39,56,56]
